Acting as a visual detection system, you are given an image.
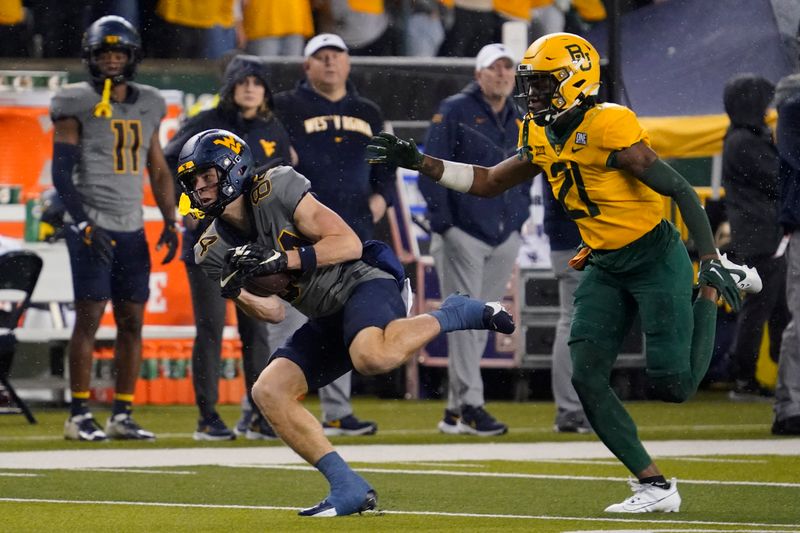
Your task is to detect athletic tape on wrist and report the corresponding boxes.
[439,160,474,193]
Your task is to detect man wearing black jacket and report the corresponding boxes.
[774,57,800,435]
[721,73,789,401]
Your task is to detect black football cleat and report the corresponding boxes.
[298,489,378,517]
[483,302,515,334]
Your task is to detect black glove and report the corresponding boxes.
[156,220,180,265]
[219,260,245,299]
[226,244,288,277]
[698,258,742,312]
[73,221,114,266]
[366,131,424,170]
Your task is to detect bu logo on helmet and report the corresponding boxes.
[565,44,592,72]
[213,136,242,154]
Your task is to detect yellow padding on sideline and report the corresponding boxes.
[640,110,777,159]
[756,323,778,389]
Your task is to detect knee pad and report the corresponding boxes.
[646,371,694,403]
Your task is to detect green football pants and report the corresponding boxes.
[568,221,717,474]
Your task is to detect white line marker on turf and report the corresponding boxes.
[0,498,796,530]
[224,464,800,489]
[81,468,196,475]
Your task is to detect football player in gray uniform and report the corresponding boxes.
[51,16,178,442]
[176,128,515,517]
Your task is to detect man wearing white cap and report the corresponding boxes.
[418,43,531,436]
[269,33,397,436]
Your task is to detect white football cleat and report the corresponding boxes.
[718,253,762,293]
[604,478,681,513]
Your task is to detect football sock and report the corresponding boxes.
[639,475,670,489]
[70,391,91,417]
[112,393,134,417]
[315,451,372,514]
[430,294,486,333]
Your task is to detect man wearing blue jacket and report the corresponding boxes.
[774,62,800,436]
[269,33,397,436]
[419,43,531,436]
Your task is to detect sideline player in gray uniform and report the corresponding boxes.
[176,128,515,517]
[52,16,178,441]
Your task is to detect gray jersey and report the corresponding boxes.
[50,81,166,231]
[195,166,393,318]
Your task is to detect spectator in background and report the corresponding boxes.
[529,0,567,42]
[151,0,241,59]
[52,16,178,441]
[31,0,84,57]
[438,0,498,57]
[316,0,396,55]
[419,43,529,436]
[541,179,592,433]
[405,0,447,57]
[0,0,29,57]
[774,51,800,436]
[721,73,789,402]
[269,33,396,436]
[164,55,293,440]
[242,0,314,56]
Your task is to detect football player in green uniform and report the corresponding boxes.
[367,32,762,513]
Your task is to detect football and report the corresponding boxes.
[243,271,293,297]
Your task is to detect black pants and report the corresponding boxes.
[729,254,790,382]
[185,262,270,420]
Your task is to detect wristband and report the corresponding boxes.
[439,160,474,193]
[298,246,317,274]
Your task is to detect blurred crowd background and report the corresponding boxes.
[0,0,665,60]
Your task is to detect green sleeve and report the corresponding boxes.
[639,159,716,257]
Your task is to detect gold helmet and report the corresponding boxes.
[515,32,601,126]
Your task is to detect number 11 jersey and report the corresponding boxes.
[50,81,166,232]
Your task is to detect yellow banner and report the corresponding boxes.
[640,110,777,159]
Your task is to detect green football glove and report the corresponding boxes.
[366,131,424,170]
[698,258,742,312]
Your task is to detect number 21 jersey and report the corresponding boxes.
[523,103,663,250]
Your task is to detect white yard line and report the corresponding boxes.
[0,497,796,530]
[224,464,800,489]
[0,439,798,470]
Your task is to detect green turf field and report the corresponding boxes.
[1,391,798,532]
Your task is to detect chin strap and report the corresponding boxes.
[517,115,533,161]
[93,78,113,118]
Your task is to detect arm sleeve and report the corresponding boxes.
[640,159,716,256]
[51,142,88,223]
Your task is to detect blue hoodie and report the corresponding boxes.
[272,79,396,241]
[418,82,531,246]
